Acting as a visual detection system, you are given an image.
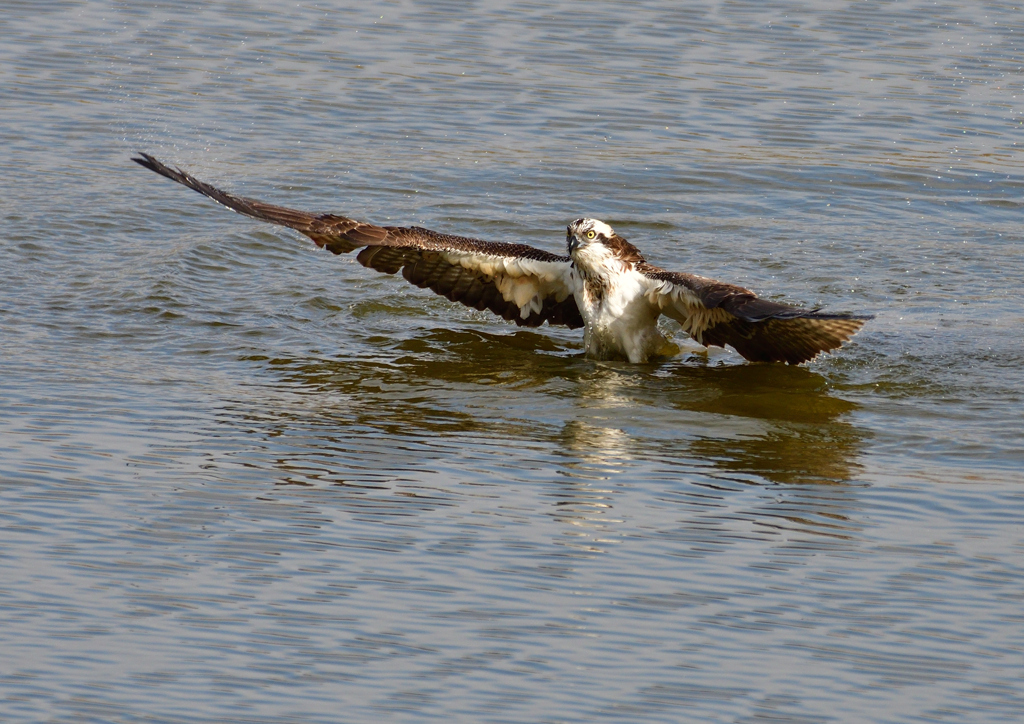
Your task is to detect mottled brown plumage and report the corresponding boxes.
[605,235,646,265]
[637,265,869,364]
[132,153,583,329]
[133,154,871,364]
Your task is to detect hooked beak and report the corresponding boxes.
[567,228,579,254]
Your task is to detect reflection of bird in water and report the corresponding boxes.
[547,365,867,547]
[560,361,866,486]
[134,154,871,364]
[234,348,864,544]
[673,364,866,485]
[549,420,630,552]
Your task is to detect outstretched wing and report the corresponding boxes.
[132,154,583,329]
[640,264,870,364]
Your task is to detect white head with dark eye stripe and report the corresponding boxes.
[566,218,646,274]
[566,218,615,255]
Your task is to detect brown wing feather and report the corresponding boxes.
[700,315,868,364]
[132,154,582,329]
[640,264,871,364]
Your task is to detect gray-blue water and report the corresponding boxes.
[2,1,1023,721]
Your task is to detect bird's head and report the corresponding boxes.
[566,218,645,267]
[566,218,616,255]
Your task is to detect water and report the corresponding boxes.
[2,1,1023,721]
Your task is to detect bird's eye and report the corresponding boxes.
[586,230,596,239]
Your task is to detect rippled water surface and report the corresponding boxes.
[3,1,1024,722]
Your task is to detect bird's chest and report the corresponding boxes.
[576,269,649,330]
[572,264,664,363]
[581,275,606,311]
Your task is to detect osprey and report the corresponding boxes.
[133,154,871,364]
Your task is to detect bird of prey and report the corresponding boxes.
[132,153,871,364]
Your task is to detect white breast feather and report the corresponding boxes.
[580,268,665,363]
